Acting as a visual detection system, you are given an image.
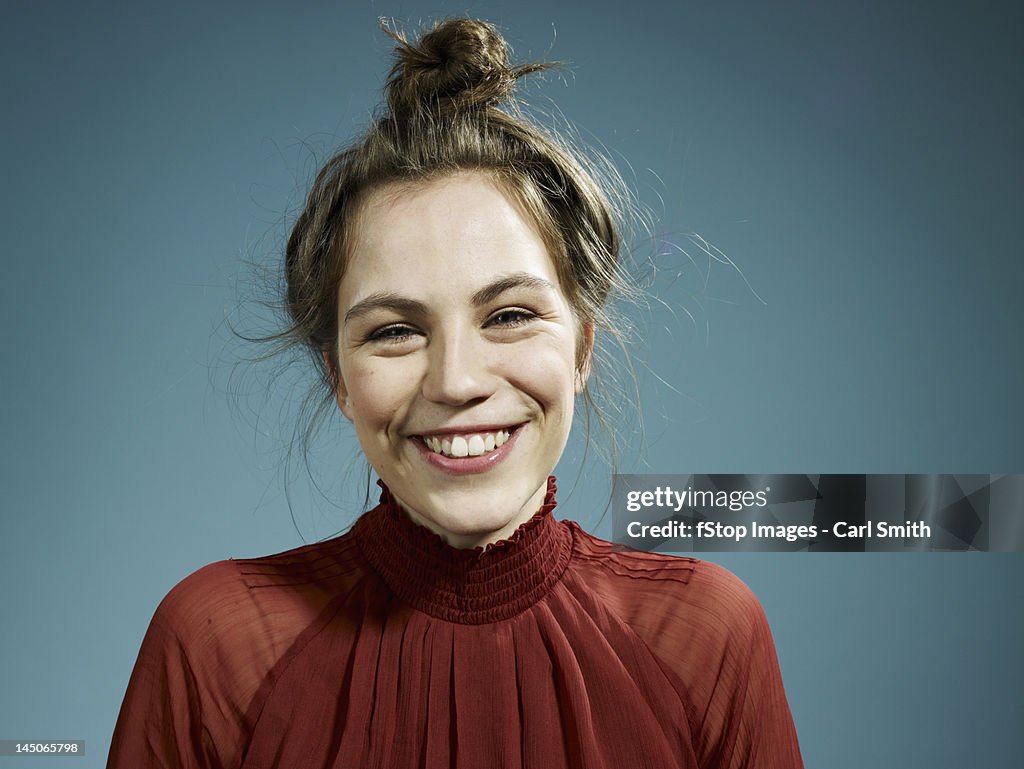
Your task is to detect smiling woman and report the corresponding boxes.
[107,16,803,769]
[333,174,584,548]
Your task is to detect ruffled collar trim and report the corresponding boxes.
[352,476,573,624]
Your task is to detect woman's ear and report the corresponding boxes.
[575,322,595,395]
[322,350,354,421]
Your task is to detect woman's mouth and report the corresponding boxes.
[420,429,512,458]
[411,425,523,474]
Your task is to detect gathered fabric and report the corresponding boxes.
[107,477,803,769]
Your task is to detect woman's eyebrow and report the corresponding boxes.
[470,273,557,306]
[344,294,427,324]
[344,273,556,324]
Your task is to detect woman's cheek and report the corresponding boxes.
[349,359,420,427]
[508,338,577,397]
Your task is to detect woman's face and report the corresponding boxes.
[330,172,590,548]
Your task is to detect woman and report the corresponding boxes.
[107,17,803,769]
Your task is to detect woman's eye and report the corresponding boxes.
[366,325,417,344]
[487,309,536,328]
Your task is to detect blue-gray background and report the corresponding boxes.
[2,0,1021,766]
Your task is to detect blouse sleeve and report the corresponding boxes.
[106,585,220,769]
[573,532,805,768]
[107,546,368,769]
[684,560,804,769]
[106,560,260,769]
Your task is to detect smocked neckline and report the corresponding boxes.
[352,476,573,624]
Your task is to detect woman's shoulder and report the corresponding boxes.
[565,521,696,575]
[565,520,746,590]
[231,526,366,591]
[150,529,369,653]
[112,530,377,758]
[559,526,803,766]
[563,521,769,647]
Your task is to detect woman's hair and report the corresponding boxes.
[258,16,643,503]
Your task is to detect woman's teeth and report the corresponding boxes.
[423,430,511,458]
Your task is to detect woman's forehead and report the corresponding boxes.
[341,173,560,303]
[353,173,530,247]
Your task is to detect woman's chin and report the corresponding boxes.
[393,485,542,548]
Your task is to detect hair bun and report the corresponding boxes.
[380,17,549,114]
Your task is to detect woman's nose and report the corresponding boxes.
[421,327,494,406]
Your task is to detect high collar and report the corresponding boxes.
[352,476,573,624]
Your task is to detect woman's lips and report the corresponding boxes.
[411,425,523,475]
[421,429,511,458]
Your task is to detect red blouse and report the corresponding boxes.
[107,478,803,768]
